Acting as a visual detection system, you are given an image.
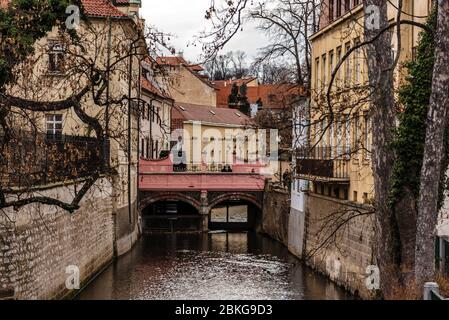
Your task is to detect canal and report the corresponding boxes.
[78,232,352,300]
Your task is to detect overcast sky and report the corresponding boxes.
[141,1,269,64]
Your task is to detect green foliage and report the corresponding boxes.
[389,10,448,209]
[0,0,82,89]
[228,83,239,105]
[227,82,250,115]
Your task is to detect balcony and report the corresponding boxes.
[1,133,108,188]
[296,146,350,183]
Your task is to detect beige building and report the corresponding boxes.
[140,60,174,159]
[302,0,432,204]
[157,56,218,107]
[5,0,146,255]
[171,103,255,171]
[293,0,434,297]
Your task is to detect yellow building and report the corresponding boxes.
[156,56,218,107]
[302,0,432,204]
[171,103,255,171]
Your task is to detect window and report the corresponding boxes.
[48,42,65,73]
[353,191,358,202]
[322,54,327,87]
[364,112,371,159]
[329,50,334,82]
[336,46,342,82]
[46,114,63,137]
[345,42,351,85]
[344,0,350,12]
[345,114,350,155]
[336,115,342,156]
[353,115,359,158]
[336,0,342,17]
[141,139,145,157]
[329,120,334,157]
[363,192,369,204]
[329,0,334,21]
[354,38,361,84]
[315,58,320,91]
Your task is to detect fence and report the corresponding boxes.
[1,133,108,188]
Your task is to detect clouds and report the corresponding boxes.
[141,0,268,63]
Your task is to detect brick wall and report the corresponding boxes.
[305,192,375,298]
[0,178,115,299]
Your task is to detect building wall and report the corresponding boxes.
[0,179,115,300]
[166,66,217,107]
[262,185,290,246]
[140,93,172,159]
[305,193,375,298]
[308,1,432,204]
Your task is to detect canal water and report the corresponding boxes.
[78,232,352,300]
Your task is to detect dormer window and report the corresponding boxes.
[209,110,216,115]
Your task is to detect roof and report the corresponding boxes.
[156,56,189,66]
[82,0,128,18]
[216,82,306,109]
[157,56,217,90]
[172,103,250,126]
[141,76,173,101]
[0,0,129,18]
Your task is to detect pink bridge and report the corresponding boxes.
[139,157,268,191]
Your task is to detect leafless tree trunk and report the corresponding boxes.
[416,0,449,287]
[363,0,399,296]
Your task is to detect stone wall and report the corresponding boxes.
[262,185,290,247]
[0,178,118,299]
[304,192,375,299]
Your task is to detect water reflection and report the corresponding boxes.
[78,232,352,300]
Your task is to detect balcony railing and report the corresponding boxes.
[296,146,350,180]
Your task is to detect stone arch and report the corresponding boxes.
[139,192,202,213]
[208,192,262,211]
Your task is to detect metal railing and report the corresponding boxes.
[297,146,352,160]
[296,146,350,179]
[1,133,108,188]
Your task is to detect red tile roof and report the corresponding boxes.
[82,0,127,18]
[0,0,128,18]
[141,76,172,100]
[172,103,250,127]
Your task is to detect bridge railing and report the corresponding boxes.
[140,156,268,175]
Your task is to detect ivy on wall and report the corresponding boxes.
[0,0,82,88]
[389,9,449,211]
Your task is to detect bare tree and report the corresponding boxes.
[416,0,449,286]
[0,3,172,213]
